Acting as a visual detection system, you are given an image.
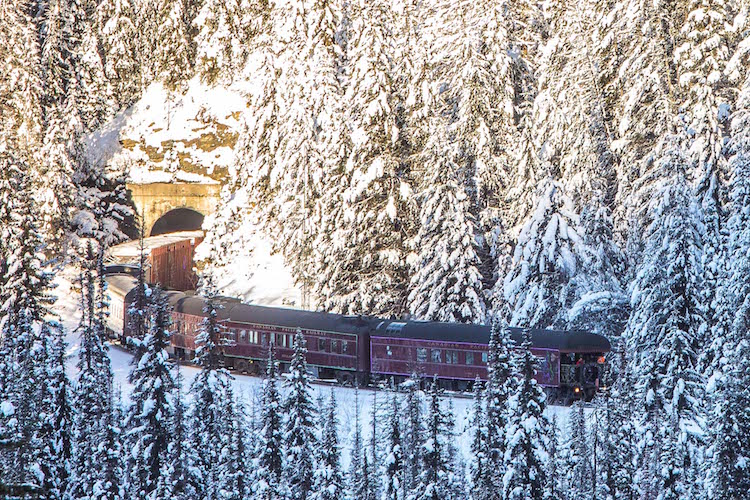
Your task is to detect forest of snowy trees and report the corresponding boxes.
[2,0,750,498]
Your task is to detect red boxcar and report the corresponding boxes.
[148,236,203,291]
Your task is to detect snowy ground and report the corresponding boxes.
[53,267,571,469]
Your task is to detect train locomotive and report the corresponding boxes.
[105,272,610,403]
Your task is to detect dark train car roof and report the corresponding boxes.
[227,302,373,336]
[165,292,373,336]
[169,294,233,321]
[373,320,611,353]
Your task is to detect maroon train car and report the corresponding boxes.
[169,294,372,385]
[370,320,609,401]
[148,236,203,291]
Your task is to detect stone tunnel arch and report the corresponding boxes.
[150,207,205,236]
[127,182,222,237]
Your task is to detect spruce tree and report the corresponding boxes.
[382,391,404,500]
[255,346,283,499]
[164,365,199,499]
[313,390,343,500]
[402,375,423,497]
[124,286,176,498]
[503,178,588,329]
[546,414,565,500]
[97,0,141,108]
[283,329,317,500]
[704,70,750,500]
[408,132,485,324]
[468,379,487,500]
[70,243,118,499]
[190,276,235,499]
[624,131,706,498]
[484,321,513,496]
[413,379,450,500]
[564,401,592,498]
[0,0,43,156]
[502,330,551,500]
[347,387,370,500]
[0,154,56,492]
[321,0,413,317]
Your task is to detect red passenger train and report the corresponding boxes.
[106,273,610,403]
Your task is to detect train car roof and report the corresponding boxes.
[373,320,611,353]
[105,274,139,298]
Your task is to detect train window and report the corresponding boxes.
[465,352,474,365]
[416,348,427,363]
[261,333,268,346]
[431,349,442,363]
[386,346,393,356]
[481,352,488,364]
[342,341,349,354]
[240,330,247,342]
[445,351,458,364]
[318,338,326,352]
[331,340,339,352]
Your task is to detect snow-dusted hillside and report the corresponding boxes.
[85,78,250,185]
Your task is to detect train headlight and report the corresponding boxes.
[574,386,581,394]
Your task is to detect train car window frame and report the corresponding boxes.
[431,349,442,363]
[331,339,339,353]
[446,351,458,364]
[386,345,393,357]
[481,352,488,364]
[465,352,474,365]
[341,340,349,354]
[416,348,427,363]
[318,338,326,352]
[240,330,247,342]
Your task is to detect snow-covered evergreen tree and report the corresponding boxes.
[0,0,43,156]
[190,275,235,499]
[413,379,450,500]
[347,389,364,499]
[154,0,196,89]
[0,154,58,492]
[402,375,423,497]
[97,0,141,108]
[382,390,404,500]
[124,286,176,499]
[320,0,413,317]
[625,131,706,498]
[564,401,592,498]
[546,414,564,500]
[502,330,551,500]
[468,379,487,500]
[704,70,750,500]
[503,178,588,329]
[158,365,199,500]
[255,346,283,499]
[283,329,317,499]
[70,243,119,499]
[484,321,513,495]
[408,132,485,324]
[312,390,343,500]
